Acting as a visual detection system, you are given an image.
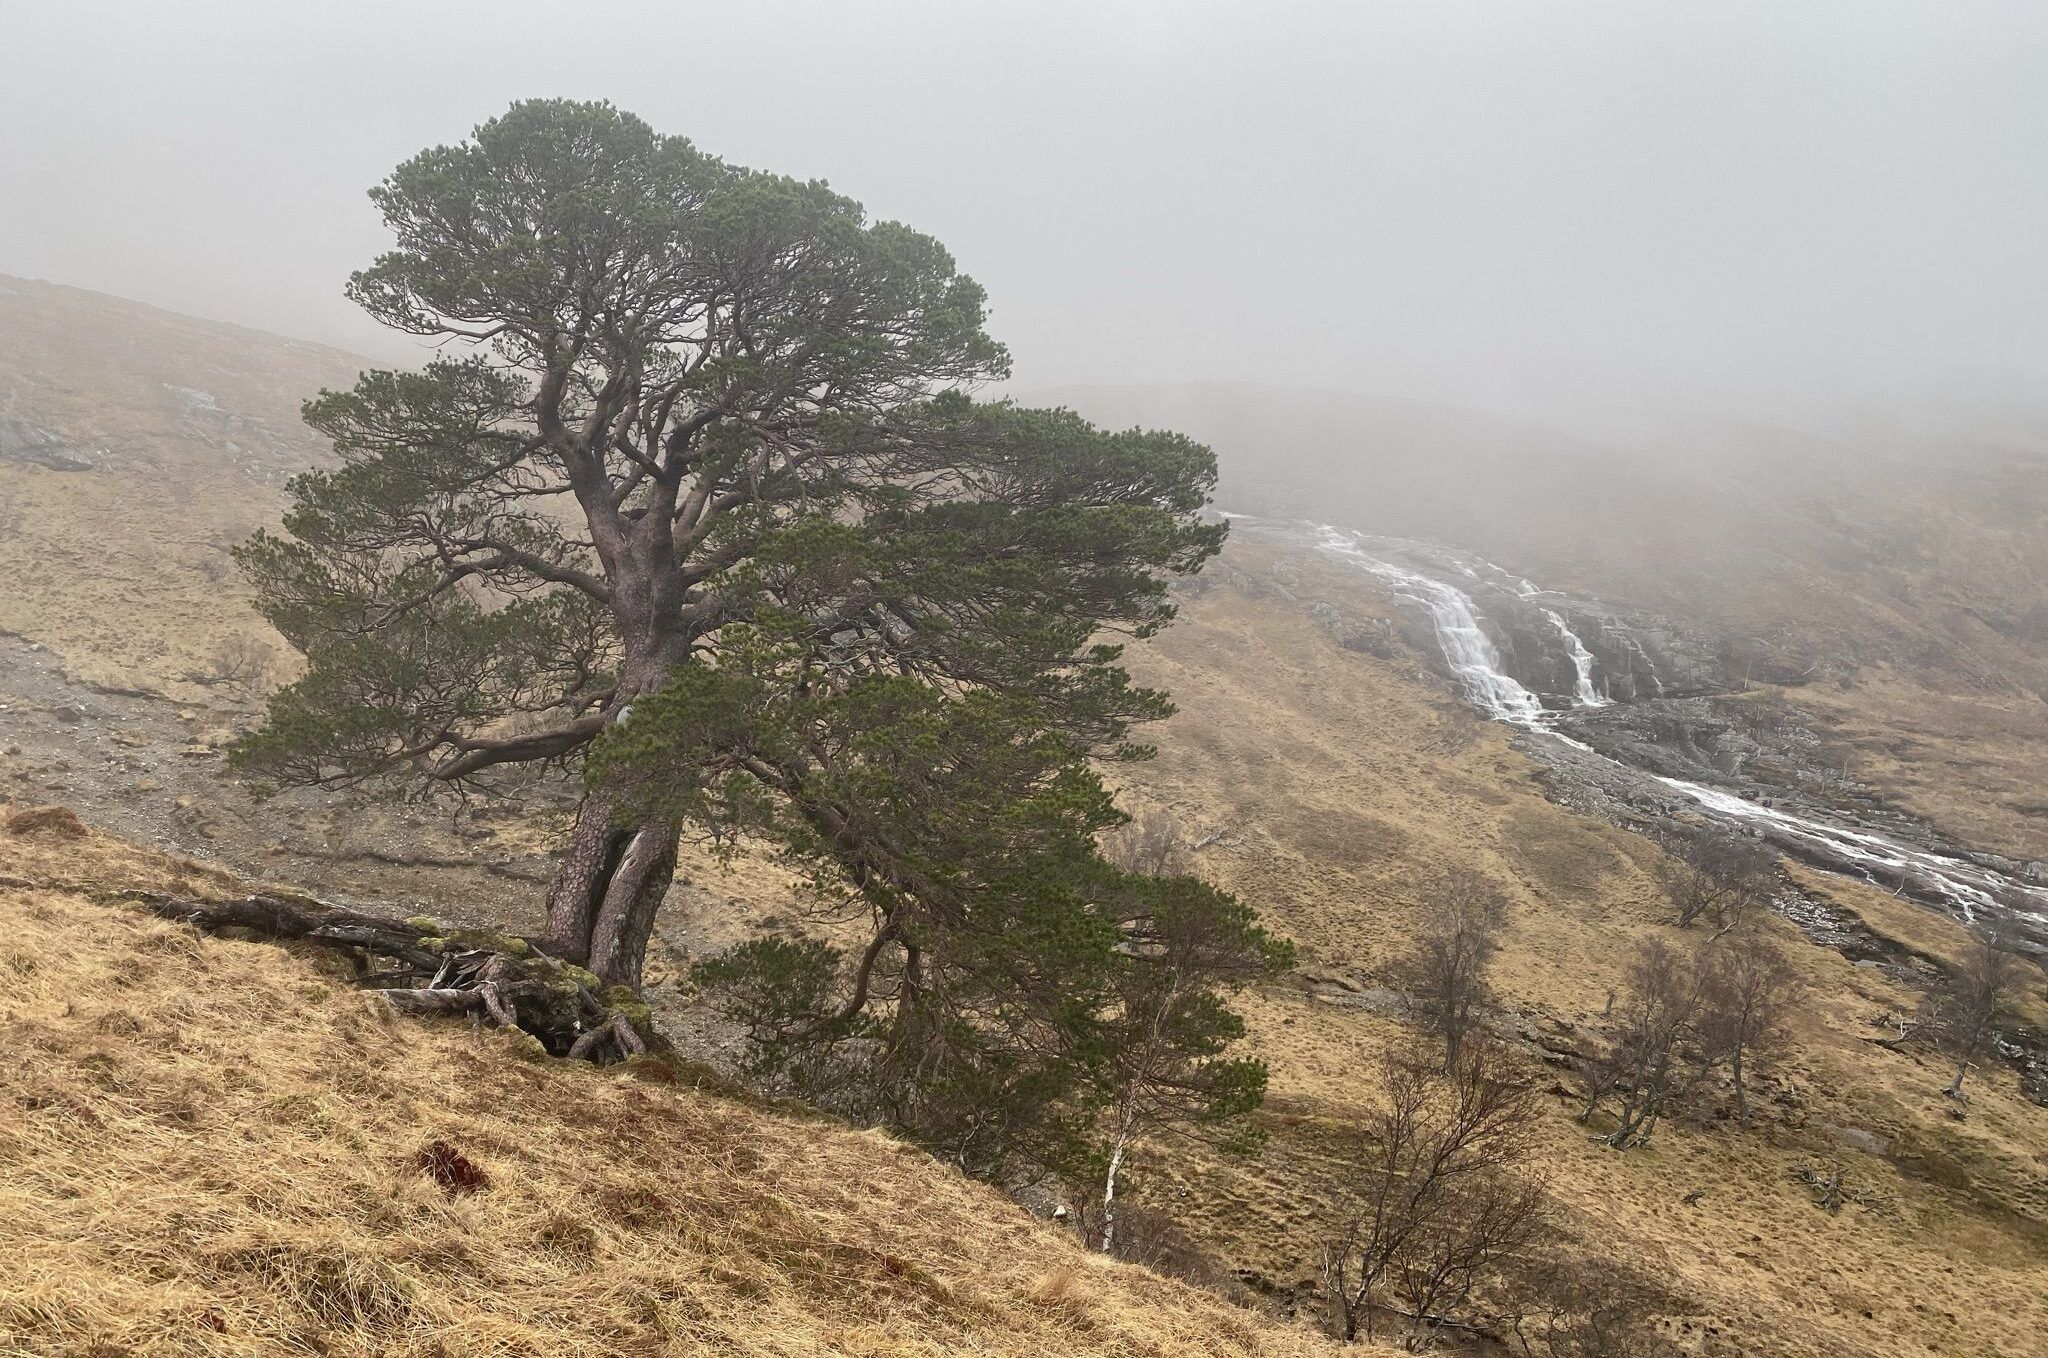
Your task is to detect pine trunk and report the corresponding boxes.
[587,820,681,986]
[542,626,690,985]
[542,793,682,986]
[543,792,627,963]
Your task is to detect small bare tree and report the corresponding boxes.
[1581,939,1717,1148]
[1411,869,1511,1072]
[1697,927,1802,1126]
[1661,831,1776,934]
[1102,808,1195,878]
[1321,1041,1546,1348]
[1927,924,2024,1101]
[1503,1252,1676,1358]
[206,632,277,693]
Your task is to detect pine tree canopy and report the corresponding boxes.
[232,98,1287,1178]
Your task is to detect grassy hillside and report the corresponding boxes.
[0,274,358,698]
[1110,543,2048,1358]
[0,809,1346,1358]
[1032,381,2048,861]
[4,283,2045,1356]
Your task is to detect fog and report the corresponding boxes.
[4,0,2047,415]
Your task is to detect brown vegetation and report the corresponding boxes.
[1661,830,1776,934]
[1927,925,2026,1101]
[1408,868,1509,1071]
[0,813,1349,1358]
[1318,1041,1546,1347]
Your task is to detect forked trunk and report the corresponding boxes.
[588,820,681,985]
[543,791,681,987]
[543,791,626,963]
[542,630,690,985]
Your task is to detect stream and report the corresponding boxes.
[1302,523,2048,949]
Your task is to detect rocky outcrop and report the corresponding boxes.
[0,414,95,471]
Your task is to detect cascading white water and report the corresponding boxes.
[1545,609,1609,708]
[1654,777,2048,923]
[1621,633,1665,696]
[1316,527,1548,725]
[1301,517,2048,935]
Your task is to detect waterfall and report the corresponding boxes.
[1300,517,2048,937]
[1545,609,1609,708]
[1315,527,1548,726]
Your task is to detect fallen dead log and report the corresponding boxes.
[137,892,446,970]
[378,986,490,1016]
[129,891,659,1065]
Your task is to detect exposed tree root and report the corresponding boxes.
[128,891,660,1064]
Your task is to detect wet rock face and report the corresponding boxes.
[0,414,95,471]
[1559,693,1841,793]
[1404,557,1721,712]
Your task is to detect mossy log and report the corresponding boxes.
[132,892,659,1064]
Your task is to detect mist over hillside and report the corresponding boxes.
[3,270,2046,1358]
[5,6,2048,1353]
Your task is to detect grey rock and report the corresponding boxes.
[0,415,94,472]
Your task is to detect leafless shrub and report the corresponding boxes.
[1660,830,1776,933]
[1409,869,1510,1071]
[1102,808,1195,878]
[1502,1252,1679,1358]
[1320,1040,1547,1347]
[1791,1157,1893,1217]
[207,632,277,692]
[1696,927,1802,1126]
[1579,939,1716,1148]
[1069,1196,1229,1288]
[1925,923,2026,1101]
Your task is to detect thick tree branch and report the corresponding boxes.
[431,714,609,781]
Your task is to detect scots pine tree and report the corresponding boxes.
[235,100,1231,997]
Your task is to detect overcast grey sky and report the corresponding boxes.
[3,1,2046,410]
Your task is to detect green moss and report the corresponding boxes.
[601,984,655,1033]
[441,927,531,956]
[557,963,604,992]
[493,1028,551,1062]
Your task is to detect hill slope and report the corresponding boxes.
[1032,381,2048,862]
[0,275,366,699]
[1112,545,2048,1358]
[3,282,2046,1356]
[0,809,1343,1358]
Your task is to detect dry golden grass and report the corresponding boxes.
[0,277,356,700]
[1788,671,2048,862]
[8,282,2048,1357]
[1110,551,2048,1358]
[0,810,1350,1358]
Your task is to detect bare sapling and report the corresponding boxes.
[1411,868,1511,1072]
